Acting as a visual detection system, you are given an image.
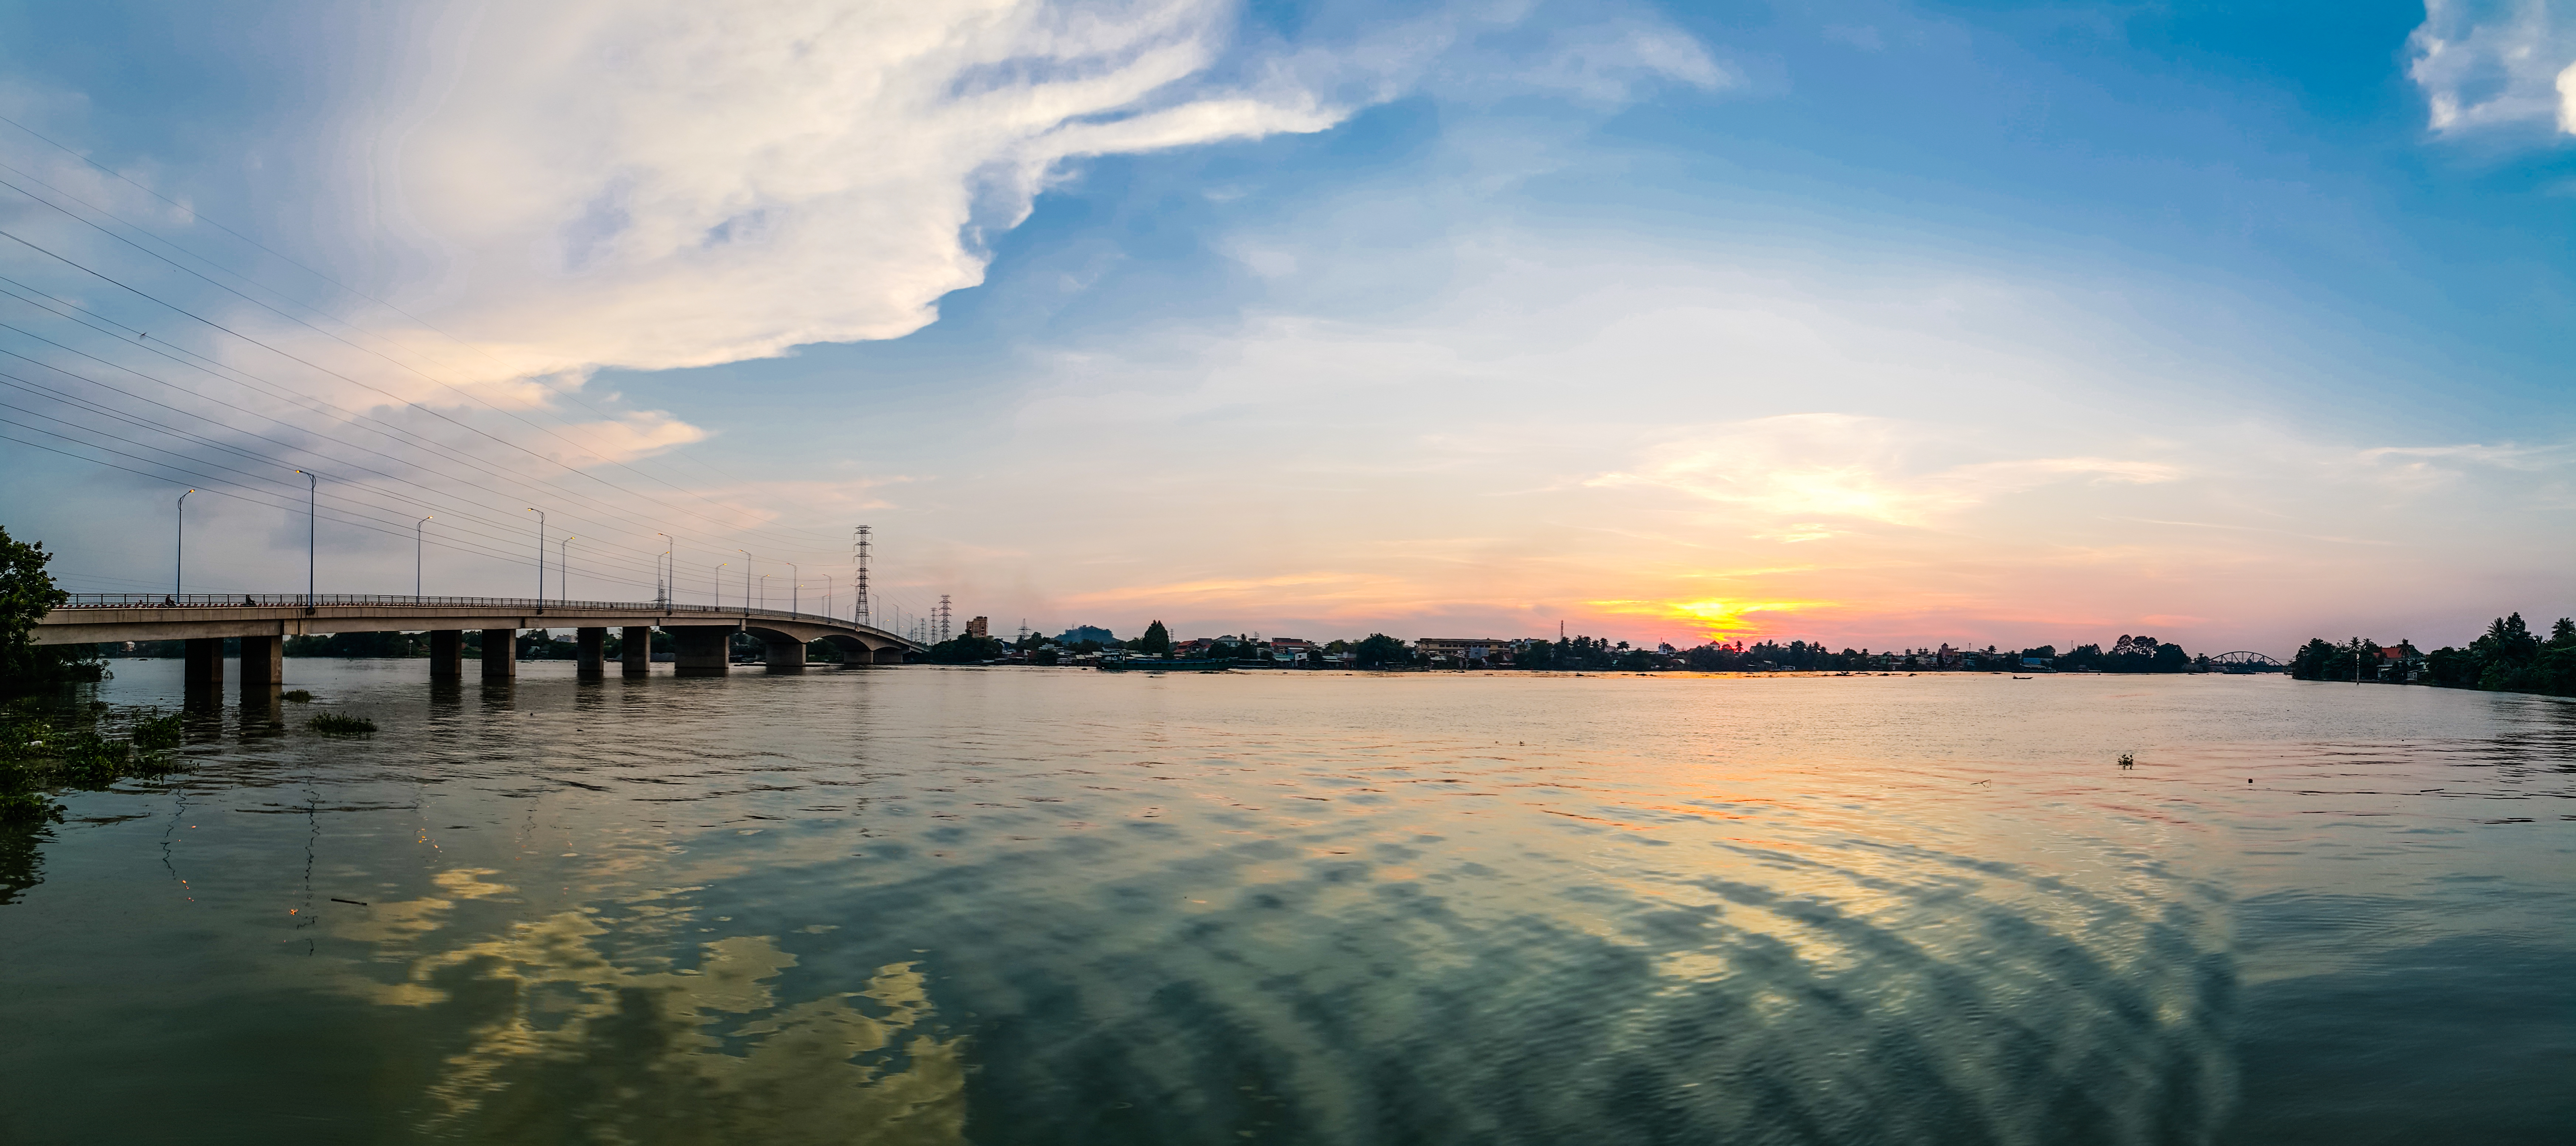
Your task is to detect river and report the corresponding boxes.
[1,662,2569,1144]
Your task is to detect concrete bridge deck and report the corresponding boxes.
[35,593,922,690]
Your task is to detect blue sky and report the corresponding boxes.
[0,0,2568,652]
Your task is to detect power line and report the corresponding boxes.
[0,114,849,543]
[0,281,829,581]
[0,219,848,560]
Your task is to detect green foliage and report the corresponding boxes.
[308,713,377,736]
[924,634,1006,664]
[128,711,184,751]
[0,704,188,819]
[1352,634,1412,668]
[0,527,106,694]
[1138,620,1171,655]
[2289,638,2354,681]
[2304,613,2575,697]
[281,690,314,703]
[0,788,61,826]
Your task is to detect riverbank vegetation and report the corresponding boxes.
[0,706,188,825]
[0,527,105,694]
[2294,613,2576,697]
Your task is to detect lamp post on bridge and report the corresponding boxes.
[655,532,671,609]
[174,488,193,600]
[294,470,316,610]
[559,535,574,604]
[415,515,431,603]
[760,574,770,614]
[823,575,832,621]
[525,508,546,610]
[787,562,798,616]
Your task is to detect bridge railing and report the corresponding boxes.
[50,593,890,635]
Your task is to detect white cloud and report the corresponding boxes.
[363,0,1353,391]
[1590,414,2179,527]
[2407,0,2576,134]
[2562,59,2576,131]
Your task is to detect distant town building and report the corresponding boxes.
[966,616,989,639]
[1059,625,1116,645]
[1415,638,1514,665]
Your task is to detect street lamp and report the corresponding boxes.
[786,561,798,615]
[415,515,431,603]
[760,573,770,614]
[526,508,545,609]
[174,488,193,600]
[654,532,671,609]
[559,535,575,604]
[823,574,833,621]
[294,470,316,609]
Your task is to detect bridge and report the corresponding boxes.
[33,593,924,693]
[2206,651,2287,672]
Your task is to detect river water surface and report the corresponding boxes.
[1,663,2569,1144]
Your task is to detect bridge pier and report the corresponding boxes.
[481,629,517,680]
[429,630,463,682]
[239,634,281,694]
[184,638,223,688]
[577,627,606,680]
[874,646,906,665]
[763,635,805,672]
[621,627,651,676]
[669,626,731,677]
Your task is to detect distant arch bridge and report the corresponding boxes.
[2206,651,2287,672]
[33,593,923,692]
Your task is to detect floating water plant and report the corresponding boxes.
[2118,753,2135,769]
[128,711,184,751]
[281,690,314,703]
[308,713,376,737]
[0,789,58,824]
[0,707,190,819]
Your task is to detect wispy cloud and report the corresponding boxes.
[1591,596,1833,639]
[1589,414,2178,528]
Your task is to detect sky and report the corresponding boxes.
[0,0,2569,655]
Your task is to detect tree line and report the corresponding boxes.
[2290,612,2576,697]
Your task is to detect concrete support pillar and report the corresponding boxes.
[669,626,732,677]
[482,629,518,680]
[239,634,282,693]
[873,646,907,664]
[621,627,652,676]
[763,635,806,671]
[429,630,463,682]
[576,627,607,679]
[183,638,224,687]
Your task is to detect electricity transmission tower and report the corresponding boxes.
[852,525,871,627]
[936,596,952,643]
